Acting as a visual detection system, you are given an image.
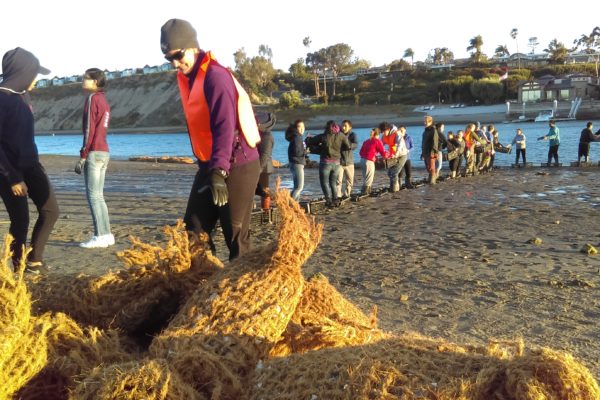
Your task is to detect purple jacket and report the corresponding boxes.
[186,52,259,173]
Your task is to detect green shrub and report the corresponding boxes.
[279,90,303,109]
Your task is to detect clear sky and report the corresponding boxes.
[2,0,598,79]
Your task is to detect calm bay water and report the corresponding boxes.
[35,120,600,167]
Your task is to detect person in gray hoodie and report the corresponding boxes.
[0,48,58,272]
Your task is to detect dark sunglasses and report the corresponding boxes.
[164,49,186,62]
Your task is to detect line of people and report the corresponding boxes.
[285,116,600,207]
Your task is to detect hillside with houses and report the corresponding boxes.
[31,67,186,132]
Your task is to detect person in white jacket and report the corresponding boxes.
[511,128,527,165]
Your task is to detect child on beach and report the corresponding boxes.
[359,127,386,195]
[77,68,114,248]
[511,128,527,165]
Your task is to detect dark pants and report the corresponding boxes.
[184,159,260,261]
[547,145,559,165]
[516,149,526,164]
[449,156,462,174]
[0,163,59,265]
[399,159,412,186]
[578,143,590,161]
[255,172,270,197]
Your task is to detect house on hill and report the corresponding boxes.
[518,74,599,102]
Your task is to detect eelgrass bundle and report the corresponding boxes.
[71,359,204,400]
[250,333,600,400]
[29,221,222,333]
[15,312,133,398]
[0,236,50,399]
[150,186,323,399]
[271,273,390,357]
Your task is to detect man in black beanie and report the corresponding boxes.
[160,18,261,261]
[0,48,59,272]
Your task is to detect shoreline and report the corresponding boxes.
[35,102,600,135]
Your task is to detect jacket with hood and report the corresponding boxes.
[309,128,351,162]
[340,131,358,166]
[285,124,306,165]
[0,48,48,184]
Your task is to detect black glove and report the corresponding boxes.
[199,169,228,207]
[74,158,86,174]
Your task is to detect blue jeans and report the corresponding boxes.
[290,163,304,201]
[84,151,111,236]
[319,162,341,202]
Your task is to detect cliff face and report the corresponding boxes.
[31,71,185,132]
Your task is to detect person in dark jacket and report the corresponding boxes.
[0,47,59,272]
[306,120,350,207]
[255,112,276,211]
[336,120,358,198]
[421,115,439,184]
[285,119,306,201]
[577,122,600,165]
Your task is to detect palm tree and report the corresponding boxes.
[495,45,510,58]
[403,48,414,67]
[510,28,520,69]
[467,35,484,63]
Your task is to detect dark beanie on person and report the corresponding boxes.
[160,19,199,54]
[0,47,50,93]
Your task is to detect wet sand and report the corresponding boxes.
[2,155,600,379]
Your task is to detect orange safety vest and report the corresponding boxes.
[382,131,398,155]
[177,51,260,162]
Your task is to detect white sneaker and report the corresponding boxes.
[102,234,115,246]
[80,236,109,248]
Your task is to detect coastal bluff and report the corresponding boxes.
[31,71,185,133]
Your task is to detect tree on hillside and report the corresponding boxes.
[303,36,320,97]
[528,37,539,54]
[404,48,415,67]
[467,35,486,64]
[306,51,324,97]
[495,45,510,58]
[544,39,569,64]
[289,58,311,79]
[574,27,600,79]
[258,44,273,60]
[430,48,454,64]
[319,43,354,96]
[233,46,276,96]
[510,28,521,69]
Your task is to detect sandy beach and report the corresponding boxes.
[2,155,600,380]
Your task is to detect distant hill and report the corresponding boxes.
[31,71,185,133]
